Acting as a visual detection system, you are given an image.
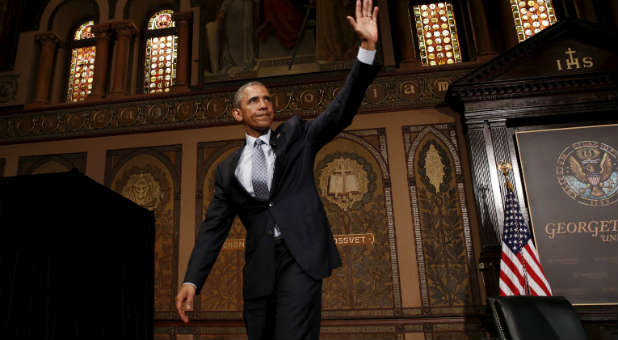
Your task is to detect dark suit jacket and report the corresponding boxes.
[184,60,380,299]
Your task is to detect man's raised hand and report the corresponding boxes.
[346,0,379,51]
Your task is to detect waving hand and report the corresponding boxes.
[346,0,379,50]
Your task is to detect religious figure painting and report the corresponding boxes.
[202,0,370,82]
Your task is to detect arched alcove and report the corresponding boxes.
[47,0,99,38]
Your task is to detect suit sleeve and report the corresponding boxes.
[183,165,236,294]
[306,60,380,151]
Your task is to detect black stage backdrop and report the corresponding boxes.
[0,170,154,339]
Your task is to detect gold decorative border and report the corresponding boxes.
[0,70,468,144]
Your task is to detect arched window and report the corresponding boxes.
[411,2,463,66]
[510,0,557,42]
[67,20,96,102]
[144,9,177,94]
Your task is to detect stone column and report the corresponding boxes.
[109,21,136,98]
[87,23,111,101]
[608,0,618,27]
[31,33,61,106]
[394,0,418,63]
[497,0,518,50]
[574,0,598,23]
[469,0,496,58]
[172,11,193,92]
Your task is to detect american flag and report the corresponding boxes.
[499,184,552,296]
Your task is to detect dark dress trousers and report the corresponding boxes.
[183,60,380,332]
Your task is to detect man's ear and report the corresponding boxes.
[231,108,243,123]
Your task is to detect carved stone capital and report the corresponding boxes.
[34,32,61,47]
[92,23,112,40]
[110,21,137,37]
[172,10,193,24]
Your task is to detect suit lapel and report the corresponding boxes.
[270,128,287,197]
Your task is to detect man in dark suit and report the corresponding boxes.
[176,1,380,338]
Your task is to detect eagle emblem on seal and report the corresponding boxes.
[556,141,618,206]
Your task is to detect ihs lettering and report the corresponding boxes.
[555,48,594,71]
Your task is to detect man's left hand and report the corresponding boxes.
[346,0,379,50]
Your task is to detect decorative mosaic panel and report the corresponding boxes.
[145,10,177,94]
[0,69,468,144]
[104,145,181,319]
[510,0,557,42]
[67,21,96,102]
[17,152,86,175]
[195,139,246,319]
[317,129,401,318]
[192,129,401,320]
[403,124,479,314]
[412,2,462,66]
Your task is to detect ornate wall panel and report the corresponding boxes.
[192,128,401,323]
[316,129,401,318]
[17,152,87,175]
[104,145,181,319]
[403,124,479,316]
[195,140,246,319]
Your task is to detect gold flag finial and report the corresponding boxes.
[498,162,514,191]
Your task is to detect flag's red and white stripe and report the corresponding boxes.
[499,186,552,296]
[499,240,552,296]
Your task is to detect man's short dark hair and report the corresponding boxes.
[233,81,267,108]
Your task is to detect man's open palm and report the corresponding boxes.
[347,0,379,50]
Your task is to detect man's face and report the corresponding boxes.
[232,84,274,137]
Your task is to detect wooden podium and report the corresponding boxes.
[0,170,154,339]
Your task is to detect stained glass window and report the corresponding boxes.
[67,20,95,102]
[74,21,95,40]
[412,2,462,66]
[148,9,175,30]
[510,0,557,42]
[144,10,177,94]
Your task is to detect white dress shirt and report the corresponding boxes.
[235,130,276,196]
[357,47,376,65]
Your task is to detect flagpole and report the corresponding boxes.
[498,162,530,294]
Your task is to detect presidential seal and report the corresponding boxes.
[556,141,618,207]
